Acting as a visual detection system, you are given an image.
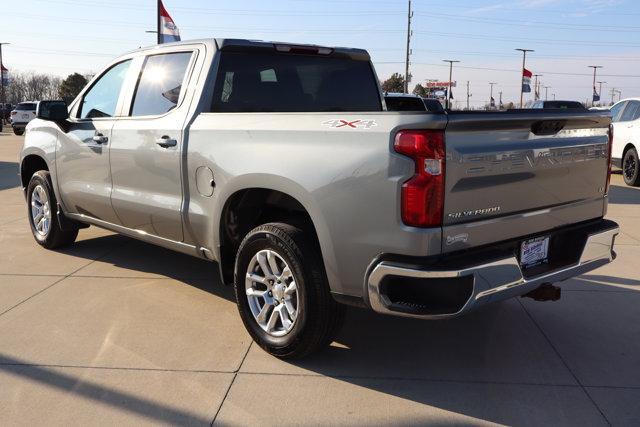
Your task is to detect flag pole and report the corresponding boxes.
[157,0,161,45]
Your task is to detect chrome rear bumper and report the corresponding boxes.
[367,223,619,319]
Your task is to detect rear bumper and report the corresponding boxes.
[367,219,619,319]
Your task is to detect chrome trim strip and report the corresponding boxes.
[367,225,619,319]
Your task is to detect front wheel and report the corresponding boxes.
[623,147,640,187]
[13,128,24,136]
[234,222,344,359]
[27,171,78,249]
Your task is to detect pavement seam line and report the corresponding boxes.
[210,341,254,426]
[0,237,129,318]
[517,298,612,426]
[0,362,234,374]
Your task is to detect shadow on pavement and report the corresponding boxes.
[609,184,640,205]
[573,274,640,288]
[0,161,19,191]
[0,354,212,425]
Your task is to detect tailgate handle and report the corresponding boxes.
[531,120,566,136]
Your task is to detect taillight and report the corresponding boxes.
[606,124,613,194]
[394,130,445,227]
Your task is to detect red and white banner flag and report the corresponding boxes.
[159,0,181,44]
[522,68,532,93]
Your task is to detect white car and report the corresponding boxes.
[610,98,640,186]
[10,102,38,136]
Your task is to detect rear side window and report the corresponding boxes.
[620,101,640,122]
[130,52,193,117]
[211,51,382,112]
[16,103,36,111]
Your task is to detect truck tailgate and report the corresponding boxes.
[442,110,611,252]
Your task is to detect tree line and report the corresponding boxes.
[4,71,90,105]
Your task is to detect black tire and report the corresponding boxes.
[26,170,78,249]
[13,128,24,136]
[234,222,344,359]
[622,147,640,187]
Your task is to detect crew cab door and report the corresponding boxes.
[56,59,133,223]
[109,50,197,242]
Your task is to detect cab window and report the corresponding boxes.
[130,52,193,117]
[79,60,131,119]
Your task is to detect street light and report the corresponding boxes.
[543,85,550,101]
[442,59,459,110]
[596,81,606,105]
[588,65,603,107]
[515,48,534,108]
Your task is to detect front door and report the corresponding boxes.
[56,59,133,223]
[109,51,195,242]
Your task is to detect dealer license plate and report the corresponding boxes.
[520,236,549,268]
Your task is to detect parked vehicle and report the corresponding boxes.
[530,100,586,110]
[385,93,444,113]
[20,39,619,358]
[609,98,640,186]
[11,102,37,135]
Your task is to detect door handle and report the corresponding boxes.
[156,135,177,148]
[92,133,108,144]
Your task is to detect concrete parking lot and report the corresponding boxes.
[0,128,639,426]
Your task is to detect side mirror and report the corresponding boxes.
[37,100,69,122]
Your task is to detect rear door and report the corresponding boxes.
[442,111,611,252]
[109,49,198,242]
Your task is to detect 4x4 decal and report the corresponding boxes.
[322,119,378,129]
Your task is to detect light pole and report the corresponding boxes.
[489,82,496,109]
[552,93,556,100]
[543,85,550,101]
[442,59,459,110]
[588,65,603,107]
[0,42,10,117]
[516,48,534,108]
[533,74,542,100]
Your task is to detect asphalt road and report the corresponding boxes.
[1,128,639,426]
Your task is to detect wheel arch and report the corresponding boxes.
[214,179,339,292]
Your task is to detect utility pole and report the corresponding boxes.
[442,59,459,110]
[588,65,603,107]
[515,48,534,108]
[544,85,550,101]
[533,74,542,100]
[404,0,413,94]
[489,82,496,110]
[466,81,471,110]
[0,42,9,116]
[499,91,503,109]
[610,88,617,105]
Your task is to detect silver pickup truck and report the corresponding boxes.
[20,39,619,358]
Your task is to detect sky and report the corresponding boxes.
[2,0,640,106]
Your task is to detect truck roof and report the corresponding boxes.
[127,38,371,61]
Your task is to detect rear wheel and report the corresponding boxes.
[234,222,344,359]
[27,171,78,249]
[622,147,640,187]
